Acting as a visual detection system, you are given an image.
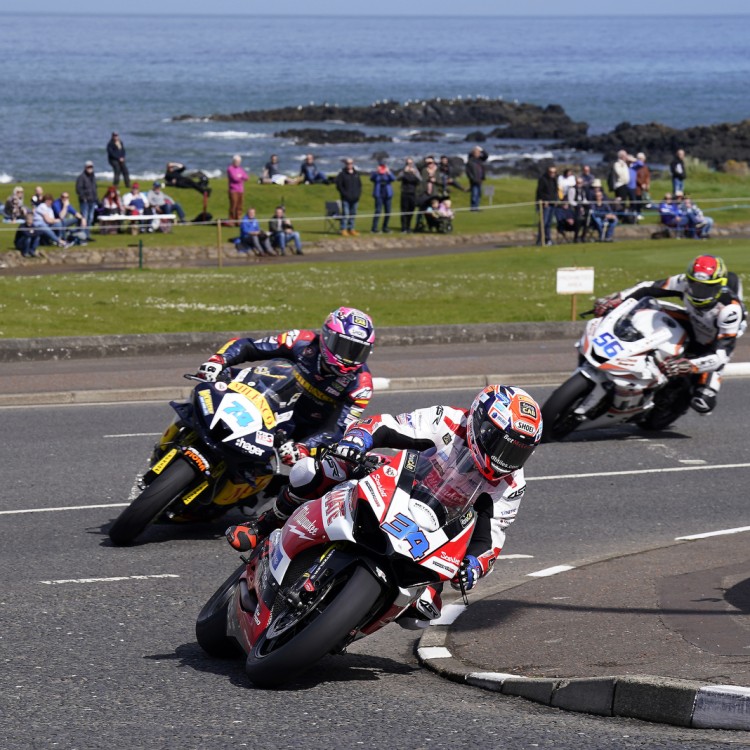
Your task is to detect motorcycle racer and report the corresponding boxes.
[195,307,375,463]
[593,255,746,414]
[226,385,544,628]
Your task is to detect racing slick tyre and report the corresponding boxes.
[245,563,381,688]
[541,372,595,442]
[638,378,692,432]
[196,563,246,658]
[108,459,198,546]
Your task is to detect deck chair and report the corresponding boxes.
[324,201,341,232]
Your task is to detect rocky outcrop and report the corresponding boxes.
[274,128,392,144]
[174,97,588,139]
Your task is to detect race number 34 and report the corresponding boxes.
[381,513,429,559]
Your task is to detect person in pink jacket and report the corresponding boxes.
[227,154,249,224]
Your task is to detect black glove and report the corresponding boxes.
[593,294,622,318]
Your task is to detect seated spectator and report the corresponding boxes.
[52,191,88,243]
[164,162,211,195]
[585,177,610,202]
[580,164,595,190]
[268,205,303,255]
[422,197,444,232]
[261,154,298,185]
[147,181,186,227]
[32,193,69,248]
[612,196,638,225]
[14,213,43,257]
[589,188,618,242]
[683,197,714,239]
[3,186,29,222]
[30,186,45,208]
[122,183,152,234]
[658,192,689,233]
[98,185,123,234]
[555,200,584,242]
[236,207,273,257]
[299,153,329,184]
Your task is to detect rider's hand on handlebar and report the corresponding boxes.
[450,555,483,591]
[658,356,695,378]
[333,428,374,463]
[278,441,310,467]
[195,356,225,382]
[593,293,622,318]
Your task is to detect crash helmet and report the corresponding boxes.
[466,385,543,481]
[685,255,728,309]
[319,307,375,374]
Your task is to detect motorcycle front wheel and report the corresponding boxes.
[245,564,381,688]
[108,459,198,546]
[195,563,246,658]
[541,372,594,442]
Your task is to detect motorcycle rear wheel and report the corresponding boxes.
[245,564,381,688]
[639,378,691,432]
[108,459,198,546]
[196,563,246,658]
[541,372,594,442]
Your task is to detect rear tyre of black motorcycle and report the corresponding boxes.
[541,372,594,442]
[638,378,691,432]
[108,459,197,546]
[196,563,246,658]
[245,564,381,688]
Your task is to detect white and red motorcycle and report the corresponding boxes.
[542,296,694,440]
[196,447,482,688]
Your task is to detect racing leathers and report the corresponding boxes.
[203,330,373,451]
[599,273,746,412]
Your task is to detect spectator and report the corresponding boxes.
[555,200,584,242]
[369,159,396,233]
[585,177,610,202]
[658,191,689,234]
[165,162,211,195]
[147,181,186,226]
[75,160,98,240]
[32,193,68,248]
[236,207,273,257]
[684,197,714,239]
[610,150,631,202]
[423,196,442,232]
[590,188,618,242]
[3,186,28,222]
[227,155,249,224]
[567,176,591,241]
[106,132,130,188]
[268,205,303,255]
[99,185,123,234]
[535,164,558,245]
[465,145,488,211]
[299,154,329,184]
[557,168,576,200]
[580,164,595,190]
[14,213,42,257]
[670,149,687,194]
[122,182,151,234]
[414,155,440,232]
[260,154,297,185]
[626,154,641,215]
[634,151,651,215]
[52,191,88,243]
[398,157,421,233]
[437,155,466,196]
[335,158,362,236]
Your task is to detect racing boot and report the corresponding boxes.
[396,584,443,630]
[227,486,306,551]
[690,386,717,414]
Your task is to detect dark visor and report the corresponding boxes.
[322,328,371,365]
[475,418,534,474]
[687,278,722,301]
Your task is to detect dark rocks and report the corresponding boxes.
[274,128,391,144]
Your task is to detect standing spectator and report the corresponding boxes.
[227,155,249,224]
[626,154,640,215]
[147,181,186,225]
[465,146,488,211]
[568,176,591,241]
[33,193,68,248]
[52,191,88,243]
[557,168,576,200]
[14,213,42,257]
[580,164,595,190]
[75,160,98,240]
[590,188,619,242]
[635,152,651,216]
[610,150,631,202]
[3,186,28,222]
[670,149,687,194]
[535,164,559,246]
[414,155,439,232]
[106,132,130,188]
[268,205,303,255]
[335,158,362,236]
[299,154,329,184]
[237,207,273,257]
[398,157,421,233]
[437,155,466,196]
[369,159,396,233]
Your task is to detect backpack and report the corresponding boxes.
[606,166,616,193]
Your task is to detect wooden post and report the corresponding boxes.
[571,294,577,321]
[217,218,223,268]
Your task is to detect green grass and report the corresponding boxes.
[2,236,749,338]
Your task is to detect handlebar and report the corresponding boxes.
[579,308,596,319]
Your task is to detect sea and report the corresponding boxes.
[2,13,749,184]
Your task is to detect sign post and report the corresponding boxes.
[556,267,595,320]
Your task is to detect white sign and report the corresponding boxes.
[556,267,595,295]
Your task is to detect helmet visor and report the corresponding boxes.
[474,416,535,475]
[321,327,372,366]
[687,278,722,306]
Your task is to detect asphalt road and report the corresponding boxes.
[3,383,749,749]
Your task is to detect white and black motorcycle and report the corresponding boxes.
[542,296,694,441]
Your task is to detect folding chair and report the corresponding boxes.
[324,201,341,232]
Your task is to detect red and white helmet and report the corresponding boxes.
[467,385,543,480]
[319,307,375,374]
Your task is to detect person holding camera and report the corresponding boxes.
[369,159,396,233]
[465,146,488,211]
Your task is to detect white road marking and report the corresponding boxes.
[433,603,467,626]
[497,554,534,559]
[0,503,128,515]
[103,432,160,438]
[527,461,750,482]
[40,574,180,585]
[417,646,452,660]
[676,526,750,540]
[527,565,575,577]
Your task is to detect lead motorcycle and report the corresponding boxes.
[195,446,482,688]
[541,296,693,441]
[108,360,303,546]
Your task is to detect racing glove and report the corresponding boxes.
[278,441,310,467]
[593,293,622,318]
[333,428,374,462]
[195,354,225,382]
[450,555,484,591]
[658,356,695,378]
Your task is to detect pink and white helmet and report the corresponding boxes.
[320,307,375,374]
